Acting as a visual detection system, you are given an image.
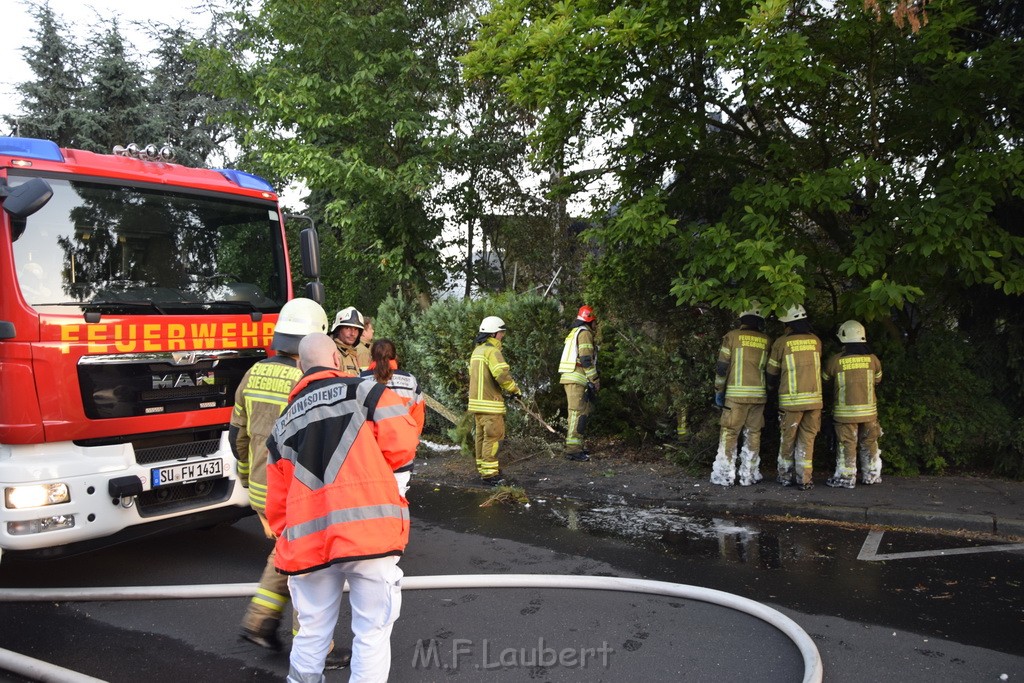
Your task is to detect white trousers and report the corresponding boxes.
[287,555,403,683]
[394,471,411,498]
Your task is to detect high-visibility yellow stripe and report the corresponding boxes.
[779,391,822,407]
[468,399,505,413]
[835,406,877,418]
[785,354,798,396]
[727,386,767,398]
[251,588,287,612]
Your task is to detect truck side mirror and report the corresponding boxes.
[299,227,321,279]
[2,178,53,241]
[304,281,325,305]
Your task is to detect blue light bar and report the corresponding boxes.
[214,168,275,193]
[0,137,65,163]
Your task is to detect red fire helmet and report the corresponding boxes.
[577,305,596,323]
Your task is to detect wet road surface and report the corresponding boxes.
[410,486,1024,656]
[0,482,1021,681]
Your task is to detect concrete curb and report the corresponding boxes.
[995,518,1024,538]
[864,507,995,534]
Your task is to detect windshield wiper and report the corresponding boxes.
[35,300,170,313]
[33,300,171,322]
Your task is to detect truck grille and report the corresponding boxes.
[140,386,226,402]
[134,438,221,465]
[77,349,265,419]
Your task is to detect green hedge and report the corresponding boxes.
[375,293,564,435]
[372,292,1023,478]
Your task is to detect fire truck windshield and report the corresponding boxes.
[10,173,288,314]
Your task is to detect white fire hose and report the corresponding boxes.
[0,574,822,683]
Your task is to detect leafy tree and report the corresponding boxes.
[286,188,398,318]
[196,0,470,302]
[4,2,83,144]
[463,0,1024,473]
[463,0,1024,322]
[435,75,545,298]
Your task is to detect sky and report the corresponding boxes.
[1,1,212,125]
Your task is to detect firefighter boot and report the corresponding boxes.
[240,621,283,652]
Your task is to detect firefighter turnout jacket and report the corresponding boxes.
[332,339,362,376]
[559,323,599,386]
[356,341,372,371]
[823,351,882,422]
[265,368,419,575]
[714,327,770,403]
[230,356,303,514]
[468,337,520,414]
[767,332,823,410]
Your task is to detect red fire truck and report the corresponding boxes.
[0,137,321,560]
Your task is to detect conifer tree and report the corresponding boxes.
[4,2,83,145]
[77,20,149,154]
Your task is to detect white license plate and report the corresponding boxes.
[151,459,223,488]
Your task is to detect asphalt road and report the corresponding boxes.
[0,483,1022,682]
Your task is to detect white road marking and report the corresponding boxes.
[858,529,1024,561]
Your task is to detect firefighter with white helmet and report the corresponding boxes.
[330,306,365,376]
[766,303,823,490]
[710,301,771,486]
[468,315,522,485]
[823,320,883,488]
[559,305,600,461]
[230,298,351,667]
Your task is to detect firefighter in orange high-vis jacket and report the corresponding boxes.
[710,302,771,487]
[360,337,425,497]
[823,320,883,488]
[468,316,522,486]
[766,305,823,490]
[266,333,418,683]
[230,298,349,668]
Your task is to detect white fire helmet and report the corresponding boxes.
[837,320,867,343]
[779,304,807,323]
[272,298,329,354]
[331,306,365,333]
[739,301,763,319]
[479,316,506,334]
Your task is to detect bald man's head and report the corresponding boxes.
[298,333,340,372]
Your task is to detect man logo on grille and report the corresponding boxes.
[152,371,216,389]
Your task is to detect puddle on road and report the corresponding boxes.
[555,505,756,541]
[411,483,1024,657]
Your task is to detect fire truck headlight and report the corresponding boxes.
[160,145,174,161]
[126,143,140,157]
[4,483,71,509]
[144,144,158,159]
